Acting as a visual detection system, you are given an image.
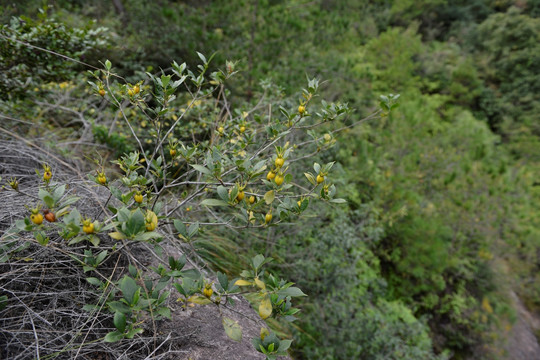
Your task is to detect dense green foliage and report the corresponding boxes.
[1,0,540,359]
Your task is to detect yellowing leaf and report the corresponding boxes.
[234,279,252,286]
[259,295,272,319]
[187,295,212,305]
[264,190,275,205]
[222,316,242,342]
[109,232,126,240]
[254,277,266,290]
[260,327,270,340]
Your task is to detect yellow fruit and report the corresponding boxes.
[274,174,284,186]
[98,89,106,97]
[97,174,107,185]
[297,200,302,207]
[203,285,213,298]
[249,196,255,204]
[145,210,158,231]
[239,126,246,133]
[317,174,324,184]
[275,157,285,168]
[134,192,143,203]
[82,220,94,234]
[133,85,140,94]
[43,170,52,181]
[298,105,306,114]
[128,89,134,96]
[236,191,245,202]
[265,212,272,224]
[146,221,156,231]
[324,133,332,142]
[30,213,44,225]
[266,171,276,181]
[170,148,177,157]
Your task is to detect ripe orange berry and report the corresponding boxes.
[98,89,106,97]
[44,210,56,222]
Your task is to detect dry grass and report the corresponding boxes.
[0,140,190,359]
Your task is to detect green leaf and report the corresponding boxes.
[133,231,162,242]
[104,330,124,343]
[104,59,112,71]
[278,287,307,297]
[52,184,66,202]
[252,254,265,270]
[95,250,108,265]
[113,312,126,333]
[191,164,212,175]
[125,209,145,237]
[86,277,102,286]
[329,198,347,204]
[119,276,139,304]
[264,190,275,205]
[59,196,80,207]
[200,199,229,207]
[125,327,143,339]
[187,223,199,238]
[222,317,242,342]
[217,186,229,201]
[38,189,54,208]
[0,295,8,311]
[156,307,171,319]
[217,272,229,291]
[197,51,207,64]
[174,219,186,236]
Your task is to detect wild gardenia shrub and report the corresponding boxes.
[1,52,391,359]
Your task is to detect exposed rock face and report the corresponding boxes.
[160,297,266,360]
